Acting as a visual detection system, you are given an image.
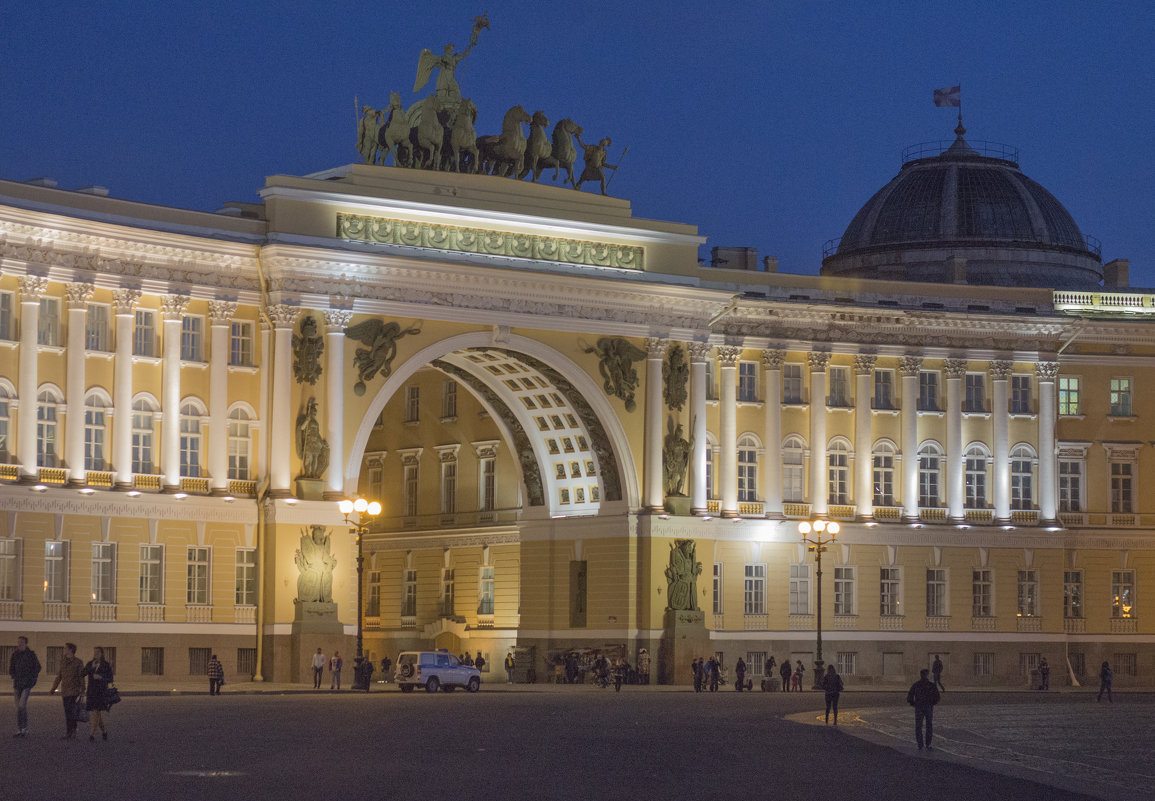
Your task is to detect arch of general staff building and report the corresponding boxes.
[1,164,1154,687]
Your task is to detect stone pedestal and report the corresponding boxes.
[664,495,692,516]
[659,608,709,685]
[287,600,347,684]
[295,477,324,501]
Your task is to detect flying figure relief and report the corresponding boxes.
[343,319,422,396]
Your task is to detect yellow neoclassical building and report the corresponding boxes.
[1,131,1153,688]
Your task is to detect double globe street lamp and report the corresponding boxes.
[338,497,382,670]
[798,518,839,688]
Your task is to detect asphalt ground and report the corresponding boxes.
[2,684,1145,801]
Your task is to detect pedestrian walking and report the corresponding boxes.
[692,657,703,692]
[81,646,114,742]
[1098,661,1113,703]
[734,657,746,692]
[9,635,41,737]
[932,654,945,692]
[504,652,515,683]
[707,657,720,692]
[207,654,224,695]
[329,651,343,690]
[1038,657,1050,691]
[780,658,793,692]
[637,648,651,685]
[311,648,326,689]
[906,668,941,751]
[49,642,84,739]
[821,664,844,725]
[792,660,804,691]
[380,655,392,683]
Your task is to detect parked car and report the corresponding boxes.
[394,650,482,693]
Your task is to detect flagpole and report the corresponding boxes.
[958,82,963,130]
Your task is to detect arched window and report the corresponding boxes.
[872,440,896,507]
[918,442,943,508]
[179,401,204,478]
[737,434,759,503]
[1011,444,1036,510]
[227,408,251,480]
[84,394,109,471]
[37,389,61,468]
[827,439,850,505]
[0,384,12,463]
[782,435,806,502]
[131,398,157,475]
[964,444,991,509]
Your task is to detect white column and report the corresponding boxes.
[16,276,47,479]
[1037,361,1059,524]
[111,289,140,488]
[255,321,269,482]
[688,343,710,515]
[762,349,784,518]
[160,296,187,489]
[643,338,667,512]
[808,351,830,517]
[854,354,876,520]
[899,355,922,522]
[945,358,967,522]
[717,345,740,517]
[991,360,1013,523]
[64,284,94,483]
[208,301,236,494]
[267,305,298,495]
[324,309,352,499]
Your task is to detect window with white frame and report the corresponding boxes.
[440,458,457,515]
[0,291,12,340]
[738,361,758,402]
[478,453,496,512]
[186,547,209,605]
[227,408,251,480]
[1110,459,1134,514]
[44,541,68,603]
[1111,570,1135,618]
[836,652,857,676]
[1063,571,1082,618]
[872,442,895,507]
[833,566,855,614]
[880,567,901,616]
[1058,376,1080,415]
[180,315,204,361]
[91,542,115,604]
[926,568,947,617]
[782,363,803,404]
[964,445,989,508]
[973,652,994,678]
[367,459,384,500]
[874,369,894,410]
[828,440,850,505]
[440,567,455,614]
[229,321,254,366]
[828,366,850,407]
[918,371,939,411]
[789,564,810,614]
[1017,570,1039,617]
[1059,456,1083,513]
[1010,445,1034,510]
[366,570,381,616]
[38,297,60,346]
[1010,374,1032,414]
[0,539,20,601]
[747,651,767,676]
[744,564,765,614]
[1109,378,1132,417]
[782,436,805,502]
[401,569,417,616]
[85,303,110,351]
[712,562,723,614]
[442,380,458,418]
[918,443,942,507]
[0,385,9,462]
[235,549,256,606]
[478,566,494,615]
[179,401,203,478]
[403,461,419,517]
[139,545,163,604]
[737,434,758,502]
[133,309,156,357]
[705,445,717,499]
[131,399,156,474]
[83,394,108,471]
[404,385,420,422]
[963,373,985,413]
[972,569,992,617]
[36,389,60,467]
[1113,653,1137,677]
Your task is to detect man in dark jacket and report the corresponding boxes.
[907,668,941,751]
[779,658,793,692]
[9,636,41,737]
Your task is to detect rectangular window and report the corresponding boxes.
[1011,375,1032,414]
[186,546,209,605]
[403,463,419,517]
[45,646,62,677]
[789,564,810,615]
[972,569,992,617]
[1019,652,1040,678]
[480,457,496,512]
[0,291,12,340]
[1110,461,1134,513]
[738,446,758,503]
[1057,376,1080,415]
[139,545,163,604]
[142,647,165,676]
[179,409,201,478]
[918,371,939,411]
[405,386,420,422]
[712,562,723,615]
[1111,570,1135,618]
[743,564,765,615]
[1109,378,1132,417]
[828,366,850,407]
[478,566,494,615]
[0,539,20,601]
[1059,459,1083,513]
[85,304,110,351]
[1113,653,1137,677]
[926,568,947,617]
[738,361,757,402]
[1017,570,1039,617]
[1063,571,1082,619]
[782,364,803,404]
[880,567,901,616]
[180,315,204,361]
[235,549,256,606]
[84,401,107,471]
[873,369,894,410]
[237,648,257,678]
[38,297,60,346]
[189,647,211,676]
[91,542,115,604]
[44,541,68,603]
[705,358,717,400]
[964,373,985,413]
[227,413,250,480]
[833,566,855,615]
[440,460,457,515]
[366,570,381,617]
[440,568,455,616]
[747,651,767,676]
[133,309,156,357]
[442,381,458,418]
[229,321,254,366]
[401,569,417,617]
[873,450,895,506]
[569,560,587,628]
[836,652,857,676]
[973,652,994,679]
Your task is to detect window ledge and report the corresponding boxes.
[440,416,459,424]
[0,339,17,350]
[1008,412,1037,420]
[782,402,808,411]
[917,409,945,418]
[37,344,66,355]
[1058,413,1085,421]
[132,354,161,365]
[227,364,258,374]
[826,404,854,413]
[736,400,764,409]
[403,420,419,428]
[180,360,209,370]
[962,411,992,419]
[1108,416,1137,422]
[85,349,115,361]
[871,407,900,416]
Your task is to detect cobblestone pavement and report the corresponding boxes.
[791,697,1154,801]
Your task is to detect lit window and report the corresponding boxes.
[44,541,68,603]
[1109,378,1132,417]
[1017,570,1039,617]
[1057,376,1080,415]
[1063,571,1082,619]
[91,543,115,604]
[1111,570,1134,618]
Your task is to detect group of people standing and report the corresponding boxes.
[9,637,116,741]
[310,648,345,689]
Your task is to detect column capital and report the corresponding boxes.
[944,358,968,378]
[208,300,238,324]
[160,295,189,321]
[65,283,94,309]
[267,304,299,330]
[645,337,668,360]
[686,341,712,363]
[898,355,923,377]
[324,309,354,331]
[112,288,141,315]
[853,353,877,375]
[715,345,741,368]
[807,351,830,371]
[17,275,48,302]
[761,348,786,370]
[990,360,1014,381]
[1035,361,1059,381]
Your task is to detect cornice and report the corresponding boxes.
[366,528,521,551]
[0,488,258,524]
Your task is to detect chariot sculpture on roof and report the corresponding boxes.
[409,13,489,128]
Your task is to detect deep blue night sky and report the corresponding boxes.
[3,1,1152,284]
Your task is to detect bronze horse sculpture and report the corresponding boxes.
[408,94,444,170]
[442,98,479,173]
[536,118,583,187]
[517,110,552,182]
[476,104,531,177]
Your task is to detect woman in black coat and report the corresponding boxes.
[81,646,114,741]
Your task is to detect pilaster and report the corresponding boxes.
[716,345,740,517]
[898,355,922,522]
[808,351,830,516]
[687,342,711,515]
[324,309,353,500]
[853,353,876,520]
[762,349,785,518]
[112,289,140,488]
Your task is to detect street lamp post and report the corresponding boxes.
[799,518,839,689]
[338,497,381,670]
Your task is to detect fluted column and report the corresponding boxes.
[808,351,830,517]
[112,289,140,488]
[991,360,1013,523]
[16,277,47,479]
[324,309,353,499]
[945,358,967,522]
[642,338,667,512]
[688,342,711,515]
[1037,361,1059,525]
[267,305,298,495]
[761,349,785,518]
[160,296,188,489]
[899,355,922,522]
[854,354,876,520]
[64,284,94,483]
[717,345,741,517]
[208,301,236,493]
